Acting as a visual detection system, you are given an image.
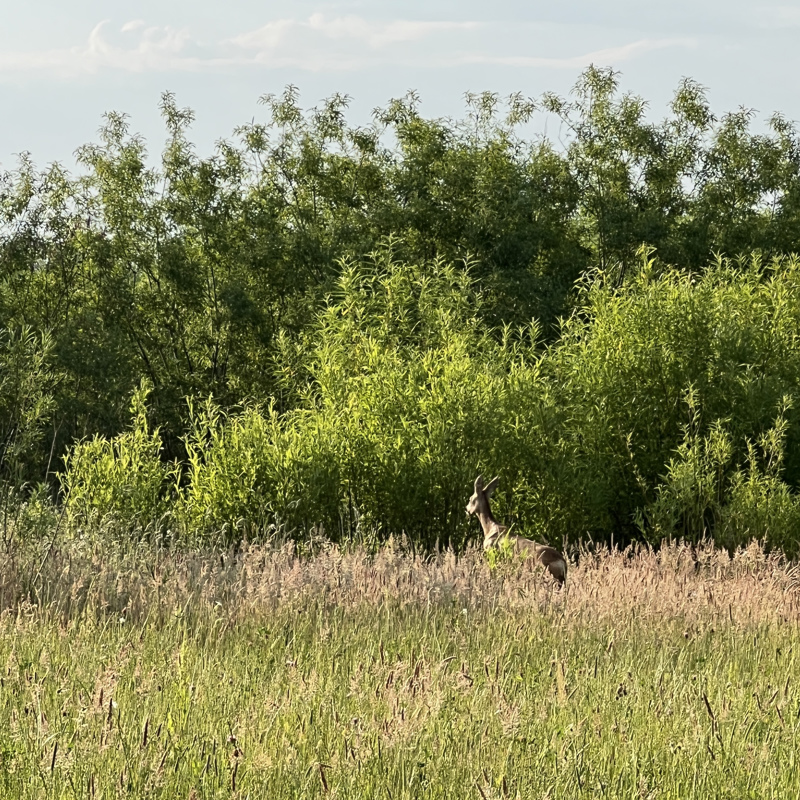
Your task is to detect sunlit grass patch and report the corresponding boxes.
[0,540,799,798]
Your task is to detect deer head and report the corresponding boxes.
[466,474,500,518]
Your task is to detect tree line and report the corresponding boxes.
[4,67,800,551]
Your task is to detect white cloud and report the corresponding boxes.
[226,14,483,69]
[0,15,695,79]
[228,16,695,72]
[0,20,210,77]
[226,15,694,72]
[120,20,147,34]
[230,19,295,51]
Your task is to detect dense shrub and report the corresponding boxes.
[540,253,800,549]
[60,384,175,530]
[172,250,537,546]
[57,250,800,556]
[7,68,800,487]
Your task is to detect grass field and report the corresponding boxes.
[1,539,800,798]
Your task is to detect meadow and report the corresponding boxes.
[6,67,800,798]
[1,540,799,799]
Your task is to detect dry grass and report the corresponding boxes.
[2,538,798,627]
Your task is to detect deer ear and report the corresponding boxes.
[474,475,485,492]
[483,476,500,498]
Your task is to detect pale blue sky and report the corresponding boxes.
[3,1,799,167]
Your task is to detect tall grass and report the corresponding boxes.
[1,540,800,798]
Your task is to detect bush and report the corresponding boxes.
[60,382,175,531]
[542,252,800,544]
[173,250,540,546]
[57,249,800,555]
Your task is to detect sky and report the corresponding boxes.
[2,0,800,168]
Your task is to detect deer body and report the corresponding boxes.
[467,475,567,586]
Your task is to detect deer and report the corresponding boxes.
[466,475,567,586]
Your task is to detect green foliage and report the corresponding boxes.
[719,409,800,553]
[61,382,174,531]
[6,67,800,483]
[53,248,800,554]
[537,252,800,550]
[642,399,800,555]
[0,325,58,551]
[0,326,56,481]
[172,249,526,546]
[485,534,526,570]
[175,399,340,544]
[542,67,800,276]
[8,69,800,551]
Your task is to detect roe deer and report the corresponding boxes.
[466,475,567,586]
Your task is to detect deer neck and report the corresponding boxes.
[477,508,506,548]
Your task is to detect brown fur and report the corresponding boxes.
[466,475,567,585]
